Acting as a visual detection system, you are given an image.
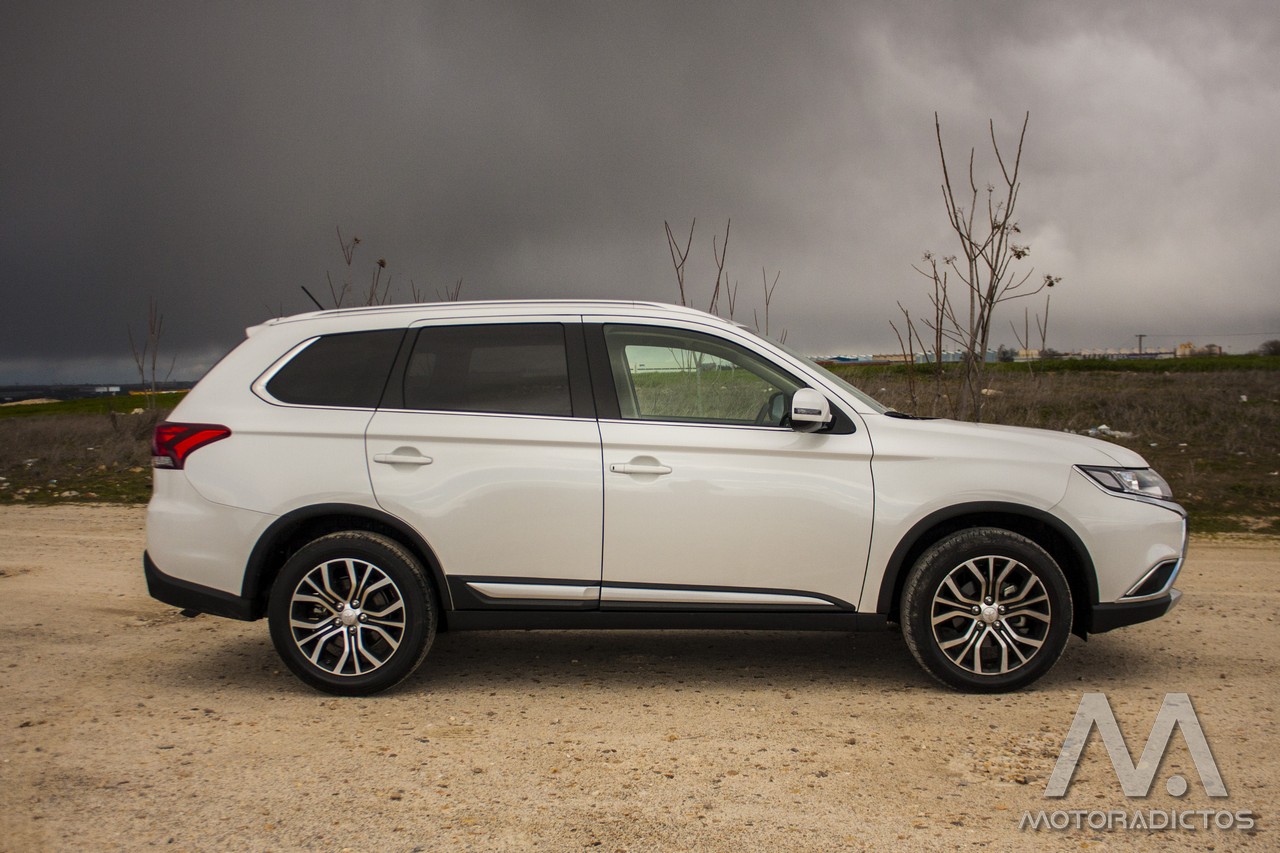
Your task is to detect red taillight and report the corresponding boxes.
[152,422,231,469]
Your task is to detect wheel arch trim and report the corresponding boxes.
[873,502,1097,625]
[243,503,452,616]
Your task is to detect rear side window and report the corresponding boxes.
[402,324,572,416]
[265,329,403,408]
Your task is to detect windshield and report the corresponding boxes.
[763,335,891,414]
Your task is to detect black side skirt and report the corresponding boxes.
[446,610,886,632]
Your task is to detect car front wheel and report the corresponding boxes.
[267,531,436,695]
[901,528,1073,692]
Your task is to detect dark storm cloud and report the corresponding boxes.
[2,1,1278,383]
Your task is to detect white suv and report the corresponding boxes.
[145,300,1186,695]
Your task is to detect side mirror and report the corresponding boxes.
[790,388,832,433]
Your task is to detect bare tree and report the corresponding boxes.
[891,252,950,414]
[435,277,465,302]
[127,296,175,410]
[311,226,470,310]
[710,220,729,316]
[366,257,390,305]
[753,267,787,344]
[664,218,697,309]
[1009,290,1057,373]
[664,218,787,342]
[903,112,1059,420]
[315,226,395,309]
[325,226,359,307]
[403,276,465,303]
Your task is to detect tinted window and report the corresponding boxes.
[403,324,572,416]
[265,329,403,408]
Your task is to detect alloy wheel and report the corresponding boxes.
[929,554,1052,676]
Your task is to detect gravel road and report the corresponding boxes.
[1,505,1275,851]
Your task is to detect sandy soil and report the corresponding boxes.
[1,505,1275,851]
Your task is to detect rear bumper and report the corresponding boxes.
[1090,588,1181,634]
[144,551,258,621]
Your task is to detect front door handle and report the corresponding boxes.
[609,463,672,476]
[373,452,434,466]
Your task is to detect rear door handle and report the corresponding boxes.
[609,463,672,476]
[373,452,434,466]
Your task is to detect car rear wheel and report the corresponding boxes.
[268,531,436,695]
[901,528,1072,692]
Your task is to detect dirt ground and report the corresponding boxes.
[1,505,1275,852]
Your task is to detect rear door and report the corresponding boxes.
[366,319,604,610]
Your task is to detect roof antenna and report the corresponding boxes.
[300,285,325,311]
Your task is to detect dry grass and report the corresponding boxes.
[0,412,161,503]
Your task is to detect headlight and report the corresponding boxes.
[1079,466,1173,500]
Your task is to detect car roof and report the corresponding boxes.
[249,299,734,335]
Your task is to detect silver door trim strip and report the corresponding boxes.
[600,587,836,607]
[467,582,598,601]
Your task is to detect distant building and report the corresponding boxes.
[1078,348,1175,360]
[825,342,1234,364]
[819,350,997,366]
[1175,342,1222,357]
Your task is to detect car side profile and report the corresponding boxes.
[144,300,1186,695]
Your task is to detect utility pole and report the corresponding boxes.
[1135,334,1146,354]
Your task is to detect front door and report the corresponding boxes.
[591,322,874,610]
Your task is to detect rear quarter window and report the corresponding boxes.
[264,329,404,408]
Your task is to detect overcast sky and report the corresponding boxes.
[2,1,1277,384]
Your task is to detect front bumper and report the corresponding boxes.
[1090,588,1182,633]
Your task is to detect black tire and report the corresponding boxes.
[267,531,436,696]
[901,527,1072,692]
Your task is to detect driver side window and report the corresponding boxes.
[603,325,803,425]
